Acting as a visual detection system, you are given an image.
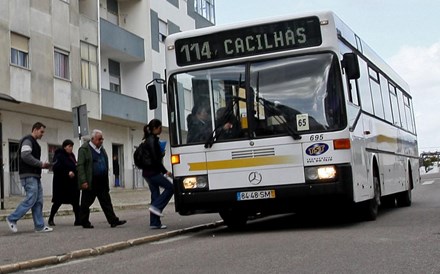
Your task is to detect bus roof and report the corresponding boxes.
[166,10,410,94]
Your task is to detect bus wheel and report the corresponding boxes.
[360,175,381,221]
[396,168,413,207]
[396,190,412,207]
[219,210,248,230]
[380,195,396,208]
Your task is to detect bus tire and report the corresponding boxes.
[396,190,411,207]
[380,195,396,208]
[359,174,381,221]
[219,210,248,230]
[396,166,413,207]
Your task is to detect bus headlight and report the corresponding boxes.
[305,166,337,181]
[182,176,209,190]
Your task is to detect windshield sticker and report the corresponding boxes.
[296,114,309,131]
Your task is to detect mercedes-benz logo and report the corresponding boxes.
[248,171,262,185]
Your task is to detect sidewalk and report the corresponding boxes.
[0,187,151,221]
[0,187,223,273]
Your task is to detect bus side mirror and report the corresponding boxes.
[147,85,157,110]
[342,53,360,80]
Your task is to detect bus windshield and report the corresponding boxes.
[170,52,346,146]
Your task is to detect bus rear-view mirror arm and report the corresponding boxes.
[145,78,166,110]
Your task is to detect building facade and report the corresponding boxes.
[0,0,215,199]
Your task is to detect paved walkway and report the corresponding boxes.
[0,187,152,221]
[0,187,223,273]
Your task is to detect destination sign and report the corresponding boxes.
[175,16,322,66]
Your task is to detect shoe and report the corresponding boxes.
[149,206,164,217]
[82,223,94,229]
[74,221,81,226]
[111,220,127,228]
[48,220,55,226]
[150,224,167,229]
[36,226,53,233]
[6,218,17,233]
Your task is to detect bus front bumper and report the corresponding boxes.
[174,165,354,215]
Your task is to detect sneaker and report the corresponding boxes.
[149,206,164,217]
[150,224,167,229]
[35,226,53,233]
[6,218,17,233]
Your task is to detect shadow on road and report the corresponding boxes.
[197,205,403,236]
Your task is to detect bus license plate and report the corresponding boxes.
[237,190,276,201]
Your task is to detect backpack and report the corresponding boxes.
[133,141,152,169]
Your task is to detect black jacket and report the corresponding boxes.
[142,134,167,177]
[19,135,42,178]
[52,148,80,204]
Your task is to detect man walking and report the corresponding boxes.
[77,129,126,228]
[6,122,53,233]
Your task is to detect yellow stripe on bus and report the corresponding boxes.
[376,134,397,144]
[188,155,296,171]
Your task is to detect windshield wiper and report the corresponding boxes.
[204,124,225,148]
[257,96,302,140]
[204,96,241,148]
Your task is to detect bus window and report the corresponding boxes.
[171,65,246,145]
[249,53,345,136]
[357,58,374,114]
[369,67,384,119]
[397,89,408,130]
[380,75,393,123]
[389,83,401,127]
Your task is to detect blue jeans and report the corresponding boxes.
[144,174,174,226]
[8,177,45,230]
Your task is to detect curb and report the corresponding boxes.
[0,220,224,273]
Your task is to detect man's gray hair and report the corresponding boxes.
[91,129,103,138]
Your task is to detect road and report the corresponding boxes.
[23,170,440,274]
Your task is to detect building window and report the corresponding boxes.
[10,33,29,68]
[109,59,121,93]
[48,144,62,172]
[54,49,70,79]
[159,19,168,42]
[107,0,119,25]
[80,42,98,91]
[194,0,215,24]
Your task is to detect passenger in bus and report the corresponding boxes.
[215,107,242,140]
[186,104,213,143]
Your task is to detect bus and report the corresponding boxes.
[149,11,420,228]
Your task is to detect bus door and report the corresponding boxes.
[346,97,370,202]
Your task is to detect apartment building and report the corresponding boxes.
[0,0,215,200]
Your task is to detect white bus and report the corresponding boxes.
[149,11,420,228]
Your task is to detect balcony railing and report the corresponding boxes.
[101,89,148,124]
[100,19,144,62]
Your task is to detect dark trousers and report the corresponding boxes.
[49,202,80,223]
[79,176,118,225]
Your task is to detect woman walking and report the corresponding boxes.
[48,139,80,226]
[142,119,174,229]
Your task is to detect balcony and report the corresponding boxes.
[101,89,148,125]
[100,19,144,62]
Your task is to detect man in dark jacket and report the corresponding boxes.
[6,122,52,233]
[77,129,126,229]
